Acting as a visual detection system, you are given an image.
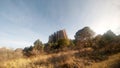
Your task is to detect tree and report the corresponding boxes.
[23,46,33,56]
[24,39,44,56]
[57,39,70,47]
[92,35,102,49]
[75,27,95,41]
[95,30,118,55]
[102,30,116,41]
[33,39,43,50]
[98,30,116,47]
[74,27,95,47]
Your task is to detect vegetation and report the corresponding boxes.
[0,26,120,68]
[75,27,95,40]
[23,39,44,56]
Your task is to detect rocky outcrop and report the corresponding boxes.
[48,29,68,43]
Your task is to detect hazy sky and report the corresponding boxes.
[0,0,120,48]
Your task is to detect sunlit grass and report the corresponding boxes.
[86,53,120,68]
[2,51,120,68]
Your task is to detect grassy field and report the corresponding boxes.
[86,53,120,68]
[1,50,120,68]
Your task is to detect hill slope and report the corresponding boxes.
[2,50,120,68]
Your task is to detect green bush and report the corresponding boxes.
[57,39,70,47]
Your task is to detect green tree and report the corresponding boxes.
[75,27,95,47]
[92,35,102,49]
[33,39,43,50]
[57,39,70,46]
[98,30,116,47]
[32,39,44,55]
[102,30,116,42]
[75,27,95,40]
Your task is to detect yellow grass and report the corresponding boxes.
[86,53,120,68]
[2,51,72,68]
[3,54,53,68]
[2,51,120,68]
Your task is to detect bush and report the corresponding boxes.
[57,39,70,47]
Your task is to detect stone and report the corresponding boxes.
[48,29,68,43]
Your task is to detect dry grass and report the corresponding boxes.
[2,50,120,68]
[86,53,120,68]
[2,50,85,68]
[3,54,53,68]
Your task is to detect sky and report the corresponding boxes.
[0,0,120,49]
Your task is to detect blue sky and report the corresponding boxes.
[0,0,120,48]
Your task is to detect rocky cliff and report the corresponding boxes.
[48,29,68,43]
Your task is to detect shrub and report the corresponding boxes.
[57,39,70,47]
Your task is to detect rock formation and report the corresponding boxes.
[48,29,68,43]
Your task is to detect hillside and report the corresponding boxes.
[2,50,120,68]
[0,27,120,68]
